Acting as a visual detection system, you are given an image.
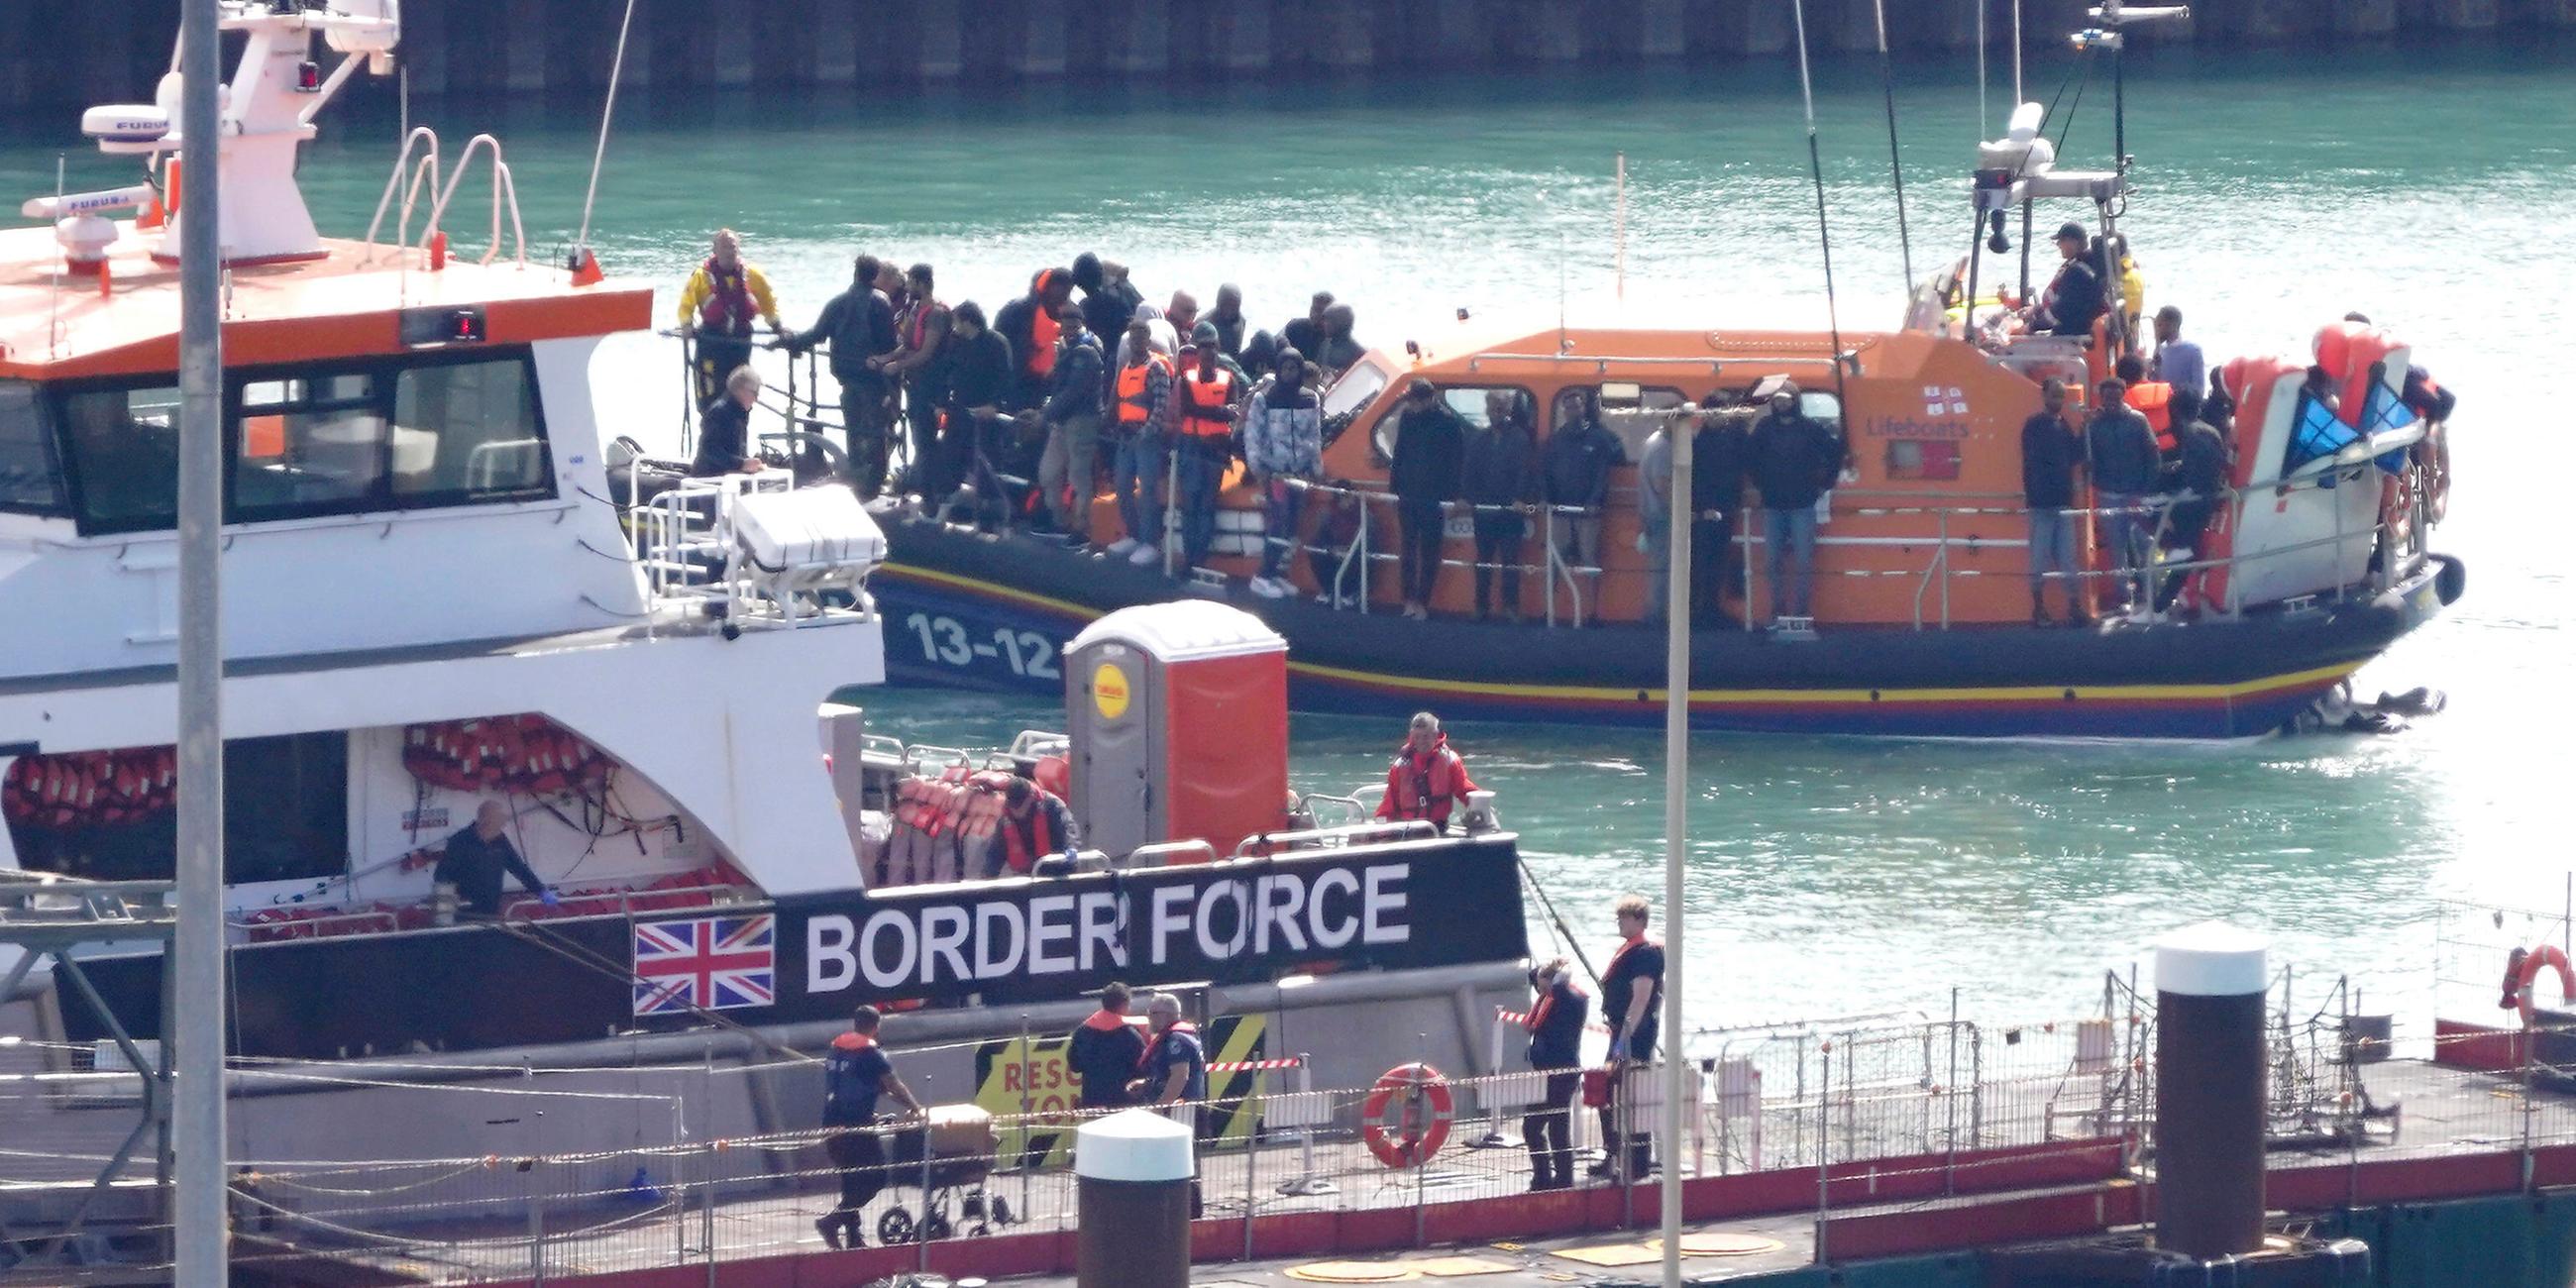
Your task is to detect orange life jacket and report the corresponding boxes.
[1176,366,1237,441]
[1022,271,1064,378]
[1380,738,1472,825]
[1116,354,1172,426]
[2126,380,2175,450]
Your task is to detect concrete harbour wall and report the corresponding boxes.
[0,0,2567,114]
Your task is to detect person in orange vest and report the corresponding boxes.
[675,229,783,406]
[1106,320,1175,566]
[1374,712,1480,831]
[1168,334,1242,575]
[2117,354,2177,460]
[1067,982,1148,1113]
[993,268,1075,412]
[1520,957,1589,1192]
[983,776,1079,879]
[1591,894,1665,1181]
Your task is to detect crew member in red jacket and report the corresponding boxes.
[1375,711,1480,831]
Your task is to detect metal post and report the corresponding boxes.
[1944,988,1960,1194]
[1660,409,1691,1288]
[173,0,230,1282]
[1813,1043,1831,1264]
[529,1163,547,1285]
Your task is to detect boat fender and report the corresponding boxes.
[1360,1063,1455,1170]
[2433,555,2466,606]
[2504,945,2576,1025]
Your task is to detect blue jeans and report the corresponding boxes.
[1113,431,1165,549]
[1763,506,1819,619]
[2099,492,2152,609]
[2027,509,2079,609]
[1174,446,1223,572]
[1260,478,1305,580]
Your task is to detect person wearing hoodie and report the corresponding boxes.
[1241,346,1324,599]
[815,1006,922,1250]
[1461,390,1541,621]
[1373,711,1480,831]
[993,268,1076,411]
[1067,982,1148,1113]
[1070,252,1142,351]
[1386,379,1467,620]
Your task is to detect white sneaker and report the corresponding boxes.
[1128,544,1161,567]
[1104,537,1138,557]
[1249,577,1285,599]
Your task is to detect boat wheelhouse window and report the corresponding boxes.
[53,349,554,535]
[0,381,65,516]
[1321,359,1390,421]
[231,371,393,520]
[1373,383,1536,462]
[391,356,550,503]
[2,731,348,886]
[58,383,182,533]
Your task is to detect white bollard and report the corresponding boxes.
[1075,1109,1194,1288]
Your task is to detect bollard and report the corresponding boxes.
[1075,1109,1193,1288]
[2154,922,2269,1261]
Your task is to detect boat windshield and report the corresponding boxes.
[1321,358,1391,420]
[0,380,64,516]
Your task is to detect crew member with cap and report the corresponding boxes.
[2029,222,2106,339]
[1374,711,1480,831]
[814,1005,923,1249]
[1520,957,1589,1192]
[435,800,557,917]
[986,775,1079,879]
[675,229,783,405]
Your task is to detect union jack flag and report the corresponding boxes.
[631,914,776,1017]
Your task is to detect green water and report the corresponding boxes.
[7,38,2573,1028]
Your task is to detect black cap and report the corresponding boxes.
[2055,221,2087,242]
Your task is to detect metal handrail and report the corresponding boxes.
[1232,819,1437,857]
[423,134,527,268]
[359,126,440,265]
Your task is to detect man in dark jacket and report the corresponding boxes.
[1070,252,1142,352]
[1520,958,1588,1192]
[1033,306,1107,542]
[2031,222,2106,339]
[783,255,899,496]
[690,367,768,479]
[1690,397,1752,625]
[932,301,1013,526]
[1386,379,1466,620]
[1281,291,1333,361]
[435,800,554,917]
[2021,377,2086,625]
[993,268,1076,411]
[1067,982,1147,1113]
[1461,390,1540,620]
[1541,390,1624,625]
[2086,376,2164,614]
[2159,388,2231,611]
[1747,384,1844,624]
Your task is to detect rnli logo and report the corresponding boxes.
[1922,384,1969,416]
[1092,663,1131,720]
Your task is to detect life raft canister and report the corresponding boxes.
[2501,944,2576,1026]
[1360,1062,1455,1169]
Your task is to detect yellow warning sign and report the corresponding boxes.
[973,1014,1268,1167]
[1092,662,1131,720]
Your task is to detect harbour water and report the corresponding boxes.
[5,36,2570,1029]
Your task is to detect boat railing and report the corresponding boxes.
[359,126,440,265]
[1266,458,2416,630]
[1232,819,1438,858]
[422,133,528,269]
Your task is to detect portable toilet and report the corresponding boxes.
[1065,602,1289,862]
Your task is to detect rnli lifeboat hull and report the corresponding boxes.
[877,517,2455,740]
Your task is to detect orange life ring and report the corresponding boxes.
[2502,945,2576,1025]
[1360,1063,1454,1169]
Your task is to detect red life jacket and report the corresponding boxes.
[1136,1021,1200,1073]
[905,296,944,351]
[996,798,1065,874]
[2126,380,2176,451]
[696,257,757,338]
[1380,736,1472,825]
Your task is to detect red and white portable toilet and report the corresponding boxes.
[1065,601,1289,862]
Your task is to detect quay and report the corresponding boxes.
[2,0,2569,112]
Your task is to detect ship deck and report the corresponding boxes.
[230,1051,2576,1288]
